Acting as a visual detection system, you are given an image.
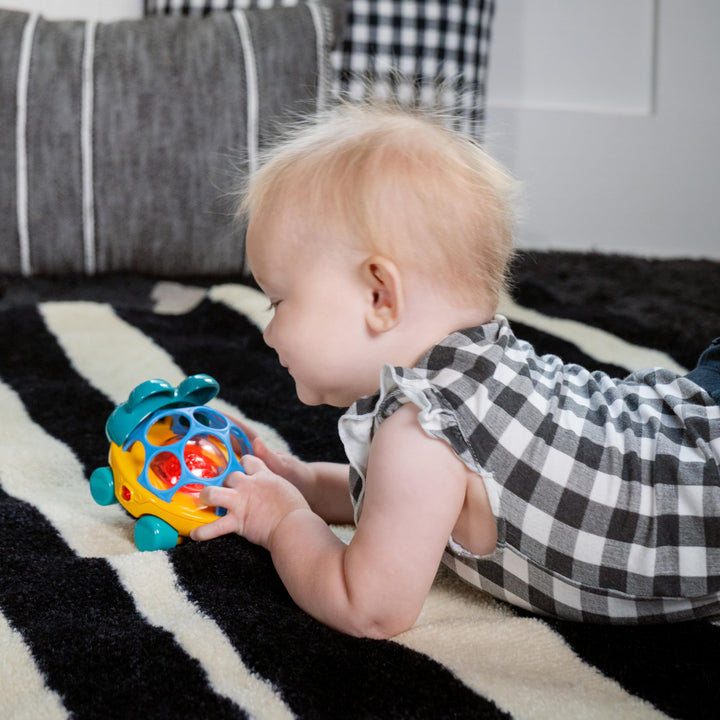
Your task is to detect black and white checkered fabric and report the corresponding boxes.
[340,317,720,623]
[144,0,495,138]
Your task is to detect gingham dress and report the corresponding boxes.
[339,317,720,623]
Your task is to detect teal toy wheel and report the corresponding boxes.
[134,515,180,552]
[90,467,118,506]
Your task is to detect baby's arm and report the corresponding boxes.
[271,403,469,637]
[194,403,469,638]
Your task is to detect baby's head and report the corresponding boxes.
[240,102,517,313]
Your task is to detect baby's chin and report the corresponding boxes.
[294,383,329,407]
[294,382,360,409]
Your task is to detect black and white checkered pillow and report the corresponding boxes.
[145,0,495,138]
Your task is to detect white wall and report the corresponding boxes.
[485,0,720,259]
[0,0,141,20]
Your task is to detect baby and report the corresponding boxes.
[191,103,720,637]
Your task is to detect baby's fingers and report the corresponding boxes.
[190,484,248,540]
[197,483,235,507]
[239,454,267,474]
[248,437,278,467]
[250,438,304,481]
[190,513,236,542]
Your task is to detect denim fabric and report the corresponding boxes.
[686,338,720,403]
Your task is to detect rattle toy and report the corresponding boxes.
[90,374,252,551]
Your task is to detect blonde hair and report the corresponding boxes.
[239,102,518,310]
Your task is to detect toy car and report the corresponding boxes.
[90,374,252,551]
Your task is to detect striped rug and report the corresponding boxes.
[1,251,718,719]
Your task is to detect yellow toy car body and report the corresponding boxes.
[90,375,250,551]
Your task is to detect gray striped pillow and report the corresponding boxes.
[145,0,496,140]
[0,5,340,277]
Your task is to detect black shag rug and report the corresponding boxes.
[0,251,718,719]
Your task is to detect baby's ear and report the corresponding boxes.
[362,255,404,333]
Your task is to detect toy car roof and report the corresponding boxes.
[106,374,220,446]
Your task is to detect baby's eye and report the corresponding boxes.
[266,299,282,311]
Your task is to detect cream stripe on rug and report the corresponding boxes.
[397,567,669,720]
[498,295,687,374]
[0,611,68,720]
[39,300,288,453]
[151,280,208,315]
[109,553,294,720]
[0,379,136,557]
[148,281,274,331]
[209,283,274,333]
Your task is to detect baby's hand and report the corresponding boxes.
[190,455,310,549]
[249,436,317,498]
[223,414,316,499]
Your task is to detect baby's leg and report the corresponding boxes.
[686,337,720,403]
